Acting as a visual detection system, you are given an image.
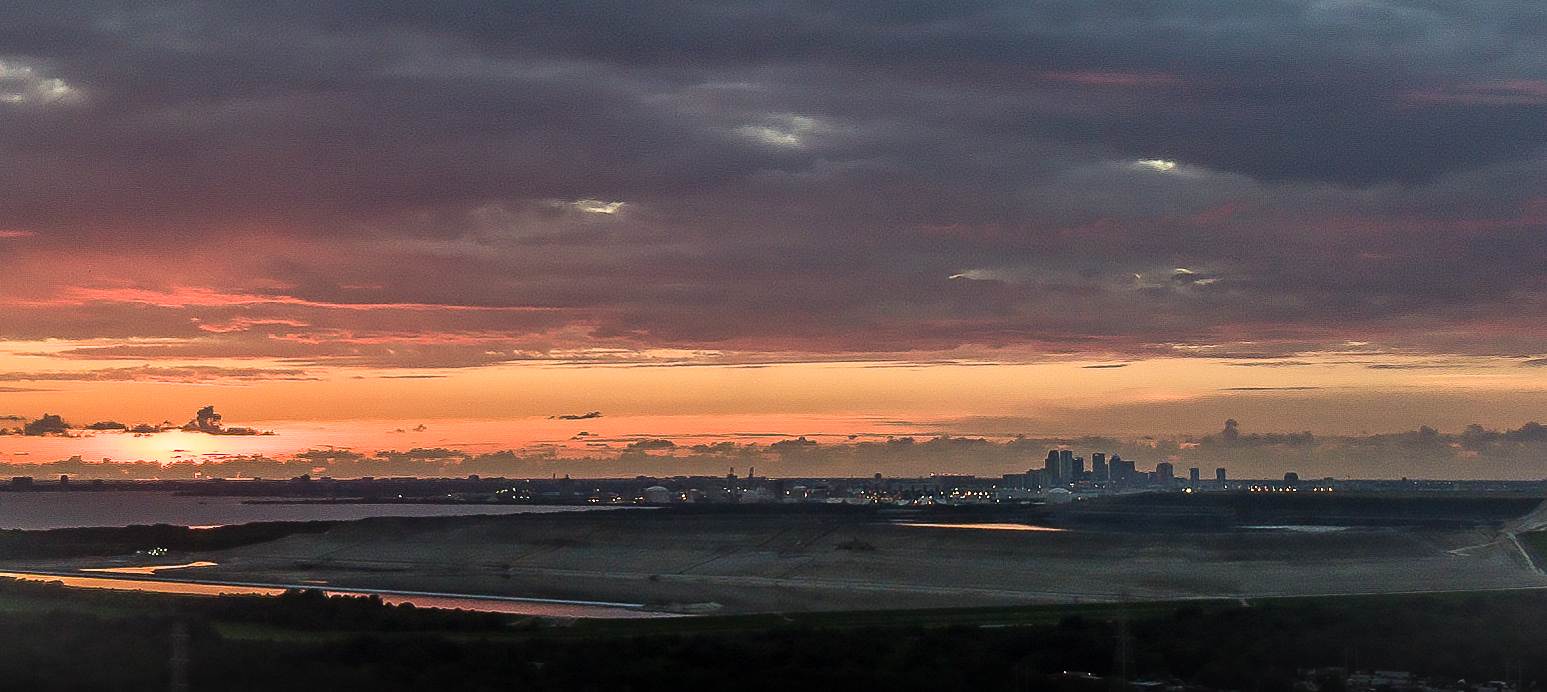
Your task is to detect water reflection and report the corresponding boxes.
[0,571,674,619]
[80,561,219,575]
[0,491,621,530]
[1242,525,1350,533]
[895,522,1066,531]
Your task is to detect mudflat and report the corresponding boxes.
[19,499,1545,614]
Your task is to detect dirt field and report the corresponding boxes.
[20,502,1545,615]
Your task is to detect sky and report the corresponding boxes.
[2,0,1547,457]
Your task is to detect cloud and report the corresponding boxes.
[1221,386,1323,391]
[1366,363,1471,370]
[0,0,1539,370]
[1404,80,1547,106]
[0,58,80,105]
[1132,159,1177,172]
[736,114,830,148]
[0,365,317,383]
[1230,361,1316,368]
[569,199,626,214]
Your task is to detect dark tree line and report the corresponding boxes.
[0,576,1543,691]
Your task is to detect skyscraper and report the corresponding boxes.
[1091,452,1108,482]
[1109,455,1135,482]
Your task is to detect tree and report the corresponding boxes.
[23,414,69,436]
[1505,421,1547,443]
[183,406,223,433]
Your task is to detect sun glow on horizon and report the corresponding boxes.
[1,341,1546,452]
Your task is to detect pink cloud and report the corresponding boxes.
[1038,71,1181,87]
[1402,80,1547,106]
[195,318,312,333]
[38,286,569,314]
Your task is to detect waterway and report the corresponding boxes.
[894,522,1065,532]
[0,493,669,617]
[0,569,671,619]
[0,490,621,530]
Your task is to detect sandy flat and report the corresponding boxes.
[24,507,1537,614]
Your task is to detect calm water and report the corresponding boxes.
[0,570,672,619]
[0,495,666,618]
[0,491,618,530]
[895,522,1065,532]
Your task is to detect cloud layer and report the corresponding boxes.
[2,0,1546,370]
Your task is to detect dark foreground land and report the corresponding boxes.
[9,493,1547,613]
[1,494,1546,689]
[1,576,1546,691]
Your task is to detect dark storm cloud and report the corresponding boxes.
[2,0,1546,364]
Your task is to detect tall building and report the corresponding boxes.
[1091,452,1108,482]
[1189,467,1200,484]
[1045,450,1060,485]
[1109,455,1135,482]
[1058,449,1075,485]
[1155,461,1175,486]
[1216,467,1227,488]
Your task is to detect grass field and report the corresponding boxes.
[1524,530,1547,567]
[5,573,1542,643]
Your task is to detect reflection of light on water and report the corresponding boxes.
[370,594,670,618]
[1242,525,1349,533]
[80,561,219,575]
[0,572,287,597]
[895,522,1066,532]
[0,572,676,619]
[0,492,615,531]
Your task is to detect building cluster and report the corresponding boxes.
[7,454,1546,505]
[1013,449,1227,494]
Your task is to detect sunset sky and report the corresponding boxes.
[3,0,1547,450]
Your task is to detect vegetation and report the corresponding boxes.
[0,521,334,559]
[22,413,70,436]
[1524,530,1547,566]
[6,418,1547,478]
[0,575,1543,691]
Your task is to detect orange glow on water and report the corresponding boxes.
[80,561,220,575]
[0,572,287,597]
